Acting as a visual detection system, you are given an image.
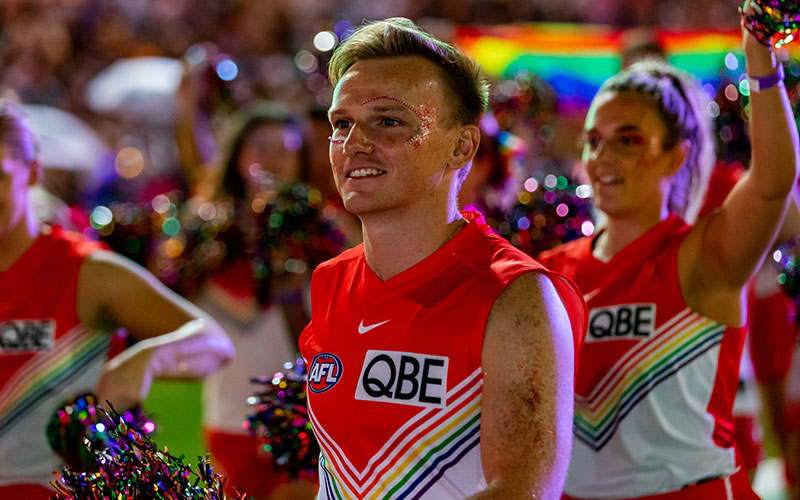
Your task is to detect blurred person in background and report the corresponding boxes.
[458,112,522,226]
[171,101,347,500]
[0,99,234,500]
[306,104,363,246]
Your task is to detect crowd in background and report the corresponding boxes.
[0,0,763,208]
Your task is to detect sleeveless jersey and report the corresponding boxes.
[300,211,586,500]
[538,215,746,497]
[0,227,109,486]
[199,258,298,433]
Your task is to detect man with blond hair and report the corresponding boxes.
[299,18,587,500]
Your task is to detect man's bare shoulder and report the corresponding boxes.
[489,272,565,335]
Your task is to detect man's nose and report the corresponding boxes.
[343,124,373,157]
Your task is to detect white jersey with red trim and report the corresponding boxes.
[300,212,586,500]
[539,215,746,497]
[199,258,299,433]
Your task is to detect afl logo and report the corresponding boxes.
[308,353,343,393]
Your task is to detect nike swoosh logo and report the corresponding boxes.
[583,288,601,302]
[358,319,390,334]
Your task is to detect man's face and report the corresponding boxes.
[0,150,34,241]
[327,56,462,217]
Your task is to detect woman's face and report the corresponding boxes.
[237,123,302,192]
[582,90,683,218]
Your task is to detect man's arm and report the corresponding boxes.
[471,272,575,500]
[76,249,234,410]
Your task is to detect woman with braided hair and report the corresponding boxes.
[539,2,799,498]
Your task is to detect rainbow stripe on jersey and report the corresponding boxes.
[311,368,482,500]
[574,308,726,451]
[0,324,110,439]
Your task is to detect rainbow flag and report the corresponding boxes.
[454,23,796,108]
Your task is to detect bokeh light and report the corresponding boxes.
[724,52,738,70]
[90,206,113,228]
[724,84,739,101]
[115,147,144,179]
[576,184,592,199]
[313,31,338,52]
[334,20,354,39]
[185,44,207,65]
[152,195,171,214]
[216,59,238,81]
[295,50,318,73]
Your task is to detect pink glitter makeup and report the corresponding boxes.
[332,96,438,149]
[360,95,426,121]
[360,96,434,147]
[408,105,435,149]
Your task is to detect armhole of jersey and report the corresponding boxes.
[300,266,326,350]
[548,273,588,372]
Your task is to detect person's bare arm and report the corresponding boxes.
[77,249,234,409]
[469,272,575,500]
[688,9,799,295]
[775,186,800,247]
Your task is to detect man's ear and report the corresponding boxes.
[449,124,480,171]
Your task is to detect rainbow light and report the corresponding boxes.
[455,23,799,108]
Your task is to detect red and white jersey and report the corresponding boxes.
[199,258,299,433]
[0,227,108,486]
[539,215,745,497]
[300,211,586,500]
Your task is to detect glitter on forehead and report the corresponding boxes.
[360,95,426,122]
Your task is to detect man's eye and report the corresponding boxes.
[334,119,351,129]
[381,117,399,127]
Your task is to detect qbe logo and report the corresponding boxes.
[355,350,448,408]
[586,303,656,343]
[0,319,55,353]
[308,353,343,393]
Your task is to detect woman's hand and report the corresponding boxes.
[741,0,778,76]
[95,345,155,411]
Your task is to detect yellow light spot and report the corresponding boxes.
[308,189,323,205]
[115,147,145,179]
[251,198,267,213]
[164,238,185,258]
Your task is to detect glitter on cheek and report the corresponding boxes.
[327,136,345,145]
[408,106,435,149]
